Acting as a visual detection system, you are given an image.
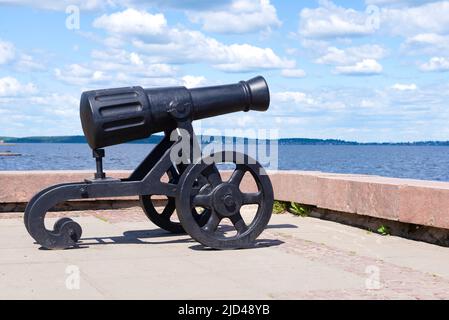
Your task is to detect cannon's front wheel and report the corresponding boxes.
[176,151,273,250]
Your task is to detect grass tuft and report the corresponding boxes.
[273,200,288,214]
[288,202,310,217]
[273,200,313,217]
[377,225,390,236]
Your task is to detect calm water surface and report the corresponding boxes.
[1,143,449,182]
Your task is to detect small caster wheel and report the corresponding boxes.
[53,217,82,243]
[53,217,73,233]
[176,151,274,250]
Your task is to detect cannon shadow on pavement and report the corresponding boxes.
[39,223,295,250]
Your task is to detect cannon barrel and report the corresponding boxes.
[80,76,270,149]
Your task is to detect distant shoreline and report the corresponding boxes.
[1,135,449,146]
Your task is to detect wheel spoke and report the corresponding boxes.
[202,211,222,233]
[228,167,246,186]
[195,174,208,187]
[230,212,248,234]
[161,198,176,217]
[241,191,262,205]
[203,165,222,187]
[192,194,212,208]
[190,186,201,196]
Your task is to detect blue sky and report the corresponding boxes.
[0,0,448,142]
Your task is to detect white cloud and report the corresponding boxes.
[0,39,46,71]
[0,40,15,64]
[335,59,383,75]
[420,57,449,72]
[313,44,385,76]
[298,1,449,74]
[93,9,167,36]
[0,77,37,96]
[149,0,233,10]
[267,83,449,141]
[235,114,256,127]
[360,99,376,108]
[93,9,294,73]
[0,0,113,10]
[211,44,295,72]
[0,90,82,136]
[408,33,447,44]
[54,64,110,86]
[299,0,378,38]
[0,0,233,11]
[273,90,348,112]
[129,52,143,65]
[403,33,449,55]
[28,93,79,117]
[365,0,435,6]
[316,44,386,65]
[380,1,449,36]
[54,49,180,87]
[91,49,175,74]
[273,91,315,104]
[182,75,206,88]
[15,53,45,71]
[281,68,306,78]
[391,83,418,91]
[187,0,281,34]
[299,1,449,40]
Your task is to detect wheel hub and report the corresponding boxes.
[212,183,242,217]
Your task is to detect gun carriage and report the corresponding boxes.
[24,76,274,250]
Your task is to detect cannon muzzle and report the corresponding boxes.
[80,76,270,149]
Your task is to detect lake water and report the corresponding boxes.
[1,143,449,182]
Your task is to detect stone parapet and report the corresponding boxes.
[1,170,449,230]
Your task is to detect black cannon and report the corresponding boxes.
[24,76,274,250]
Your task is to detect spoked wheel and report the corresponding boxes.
[176,151,274,249]
[139,166,213,234]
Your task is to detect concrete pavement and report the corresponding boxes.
[1,207,449,299]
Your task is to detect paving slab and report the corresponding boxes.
[1,207,449,299]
